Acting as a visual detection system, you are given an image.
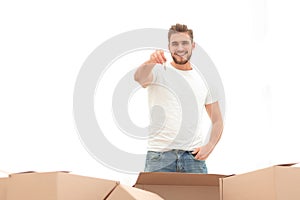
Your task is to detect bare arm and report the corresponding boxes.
[134,50,166,88]
[134,61,156,88]
[193,101,224,160]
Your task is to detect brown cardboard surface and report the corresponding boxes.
[6,171,119,200]
[274,165,300,200]
[5,171,164,200]
[0,177,7,200]
[107,184,164,200]
[134,172,228,200]
[220,164,300,200]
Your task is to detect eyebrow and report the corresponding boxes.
[171,40,191,44]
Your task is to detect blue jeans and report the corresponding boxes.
[144,150,207,173]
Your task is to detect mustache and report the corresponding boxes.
[173,52,188,57]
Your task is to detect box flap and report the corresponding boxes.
[135,173,228,200]
[220,164,300,200]
[7,171,119,200]
[106,184,164,200]
[275,165,300,200]
[57,172,119,200]
[135,172,227,187]
[0,177,7,200]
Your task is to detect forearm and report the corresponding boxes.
[207,120,223,152]
[134,61,156,87]
[192,120,223,160]
[134,50,166,87]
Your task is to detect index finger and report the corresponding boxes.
[159,50,167,62]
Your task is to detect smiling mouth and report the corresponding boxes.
[174,52,187,57]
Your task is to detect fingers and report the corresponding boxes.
[150,50,167,64]
[192,147,208,160]
[195,154,206,160]
[192,147,200,155]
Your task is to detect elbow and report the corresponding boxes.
[134,72,147,88]
[134,72,139,82]
[134,69,142,83]
[134,73,142,85]
[133,68,140,81]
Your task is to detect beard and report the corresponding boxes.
[171,52,192,65]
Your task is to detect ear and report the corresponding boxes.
[192,42,195,49]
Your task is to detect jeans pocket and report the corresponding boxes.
[146,151,162,161]
[188,151,203,162]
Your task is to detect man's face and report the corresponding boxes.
[169,32,195,65]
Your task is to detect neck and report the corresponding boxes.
[171,61,193,71]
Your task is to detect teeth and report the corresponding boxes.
[175,52,186,57]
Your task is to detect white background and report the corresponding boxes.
[1,0,300,185]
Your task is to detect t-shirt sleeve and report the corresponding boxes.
[205,90,218,104]
[205,80,222,105]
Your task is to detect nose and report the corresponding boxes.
[177,43,185,51]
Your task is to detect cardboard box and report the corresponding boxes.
[220,163,300,200]
[0,177,7,200]
[7,171,118,200]
[134,172,228,200]
[6,171,164,200]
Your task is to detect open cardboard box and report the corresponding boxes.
[220,163,300,200]
[134,172,229,200]
[3,163,299,200]
[2,171,163,200]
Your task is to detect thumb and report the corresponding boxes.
[192,147,200,154]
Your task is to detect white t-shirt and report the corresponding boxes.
[147,63,216,152]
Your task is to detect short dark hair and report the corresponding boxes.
[168,23,194,42]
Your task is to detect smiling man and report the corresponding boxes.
[134,24,223,173]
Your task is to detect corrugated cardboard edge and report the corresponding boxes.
[219,178,224,200]
[219,174,235,200]
[103,182,120,200]
[220,163,299,181]
[8,171,70,177]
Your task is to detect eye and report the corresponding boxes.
[182,41,190,46]
[171,42,179,47]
